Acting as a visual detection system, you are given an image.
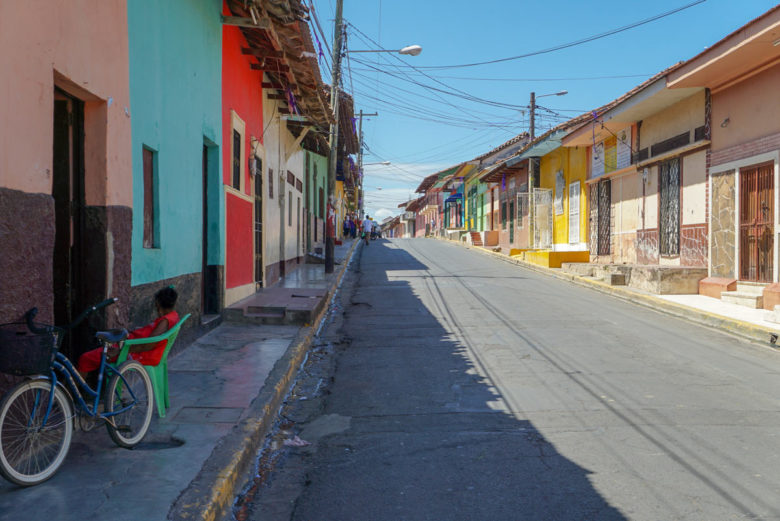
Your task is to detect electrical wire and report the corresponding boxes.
[413,0,706,70]
[383,73,655,82]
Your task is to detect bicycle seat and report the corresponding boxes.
[96,329,128,343]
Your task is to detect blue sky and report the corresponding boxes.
[308,0,779,221]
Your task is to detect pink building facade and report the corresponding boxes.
[0,1,132,341]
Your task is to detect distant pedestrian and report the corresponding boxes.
[362,216,373,245]
[349,217,356,238]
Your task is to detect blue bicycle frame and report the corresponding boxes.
[33,344,140,428]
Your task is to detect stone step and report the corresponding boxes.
[721,291,764,309]
[247,305,286,315]
[735,281,767,296]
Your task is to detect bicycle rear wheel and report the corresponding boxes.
[105,360,153,448]
[0,379,73,486]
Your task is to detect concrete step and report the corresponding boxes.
[735,281,767,296]
[243,312,286,325]
[561,262,596,277]
[721,291,764,309]
[247,305,286,315]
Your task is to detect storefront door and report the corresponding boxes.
[739,163,774,282]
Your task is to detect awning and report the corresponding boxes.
[506,130,566,166]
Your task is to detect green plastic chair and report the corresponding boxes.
[114,314,190,418]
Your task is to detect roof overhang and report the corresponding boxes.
[478,158,527,183]
[562,118,629,147]
[226,0,334,132]
[415,173,440,193]
[506,130,566,166]
[668,8,780,92]
[416,164,462,193]
[598,78,702,127]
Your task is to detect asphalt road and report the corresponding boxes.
[238,238,780,521]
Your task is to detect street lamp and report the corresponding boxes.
[529,90,568,139]
[347,45,423,56]
[325,0,421,273]
[364,161,391,166]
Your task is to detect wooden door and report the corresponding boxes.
[740,163,774,282]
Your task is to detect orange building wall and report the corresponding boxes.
[711,65,780,152]
[0,0,132,205]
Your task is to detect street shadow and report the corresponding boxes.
[292,239,626,520]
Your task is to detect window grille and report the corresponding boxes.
[597,180,611,255]
[659,158,680,255]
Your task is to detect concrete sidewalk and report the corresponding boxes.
[0,240,359,521]
[460,241,780,348]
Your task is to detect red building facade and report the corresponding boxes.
[222,1,265,303]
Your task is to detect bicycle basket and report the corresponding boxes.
[0,322,61,376]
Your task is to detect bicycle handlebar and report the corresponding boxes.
[68,298,118,330]
[24,297,118,334]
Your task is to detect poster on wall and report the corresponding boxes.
[616,127,632,170]
[591,142,604,178]
[554,170,565,215]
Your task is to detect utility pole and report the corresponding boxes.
[325,0,344,274]
[355,109,377,218]
[528,92,537,248]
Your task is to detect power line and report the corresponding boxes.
[391,73,655,82]
[413,0,706,70]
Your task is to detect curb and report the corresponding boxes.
[444,237,779,348]
[170,239,359,521]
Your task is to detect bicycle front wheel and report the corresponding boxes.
[105,360,153,448]
[0,379,73,486]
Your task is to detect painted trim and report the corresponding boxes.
[586,165,637,184]
[251,137,266,287]
[224,184,253,203]
[553,242,588,252]
[709,150,780,282]
[709,150,780,174]
[637,140,711,168]
[775,160,780,284]
[734,166,740,280]
[224,281,256,308]
[230,110,247,194]
[708,165,712,278]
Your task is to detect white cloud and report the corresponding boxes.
[374,208,394,220]
[361,161,452,219]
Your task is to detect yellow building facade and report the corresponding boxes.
[522,145,590,267]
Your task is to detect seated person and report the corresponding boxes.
[77,286,179,375]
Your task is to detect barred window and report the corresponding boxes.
[659,158,680,255]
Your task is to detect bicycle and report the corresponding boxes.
[0,298,154,486]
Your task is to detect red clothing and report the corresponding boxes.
[129,311,179,366]
[77,311,179,372]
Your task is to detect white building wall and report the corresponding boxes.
[262,97,283,277]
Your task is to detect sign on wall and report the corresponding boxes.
[616,127,632,170]
[591,142,605,179]
[554,170,565,215]
[591,126,632,179]
[604,136,617,173]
